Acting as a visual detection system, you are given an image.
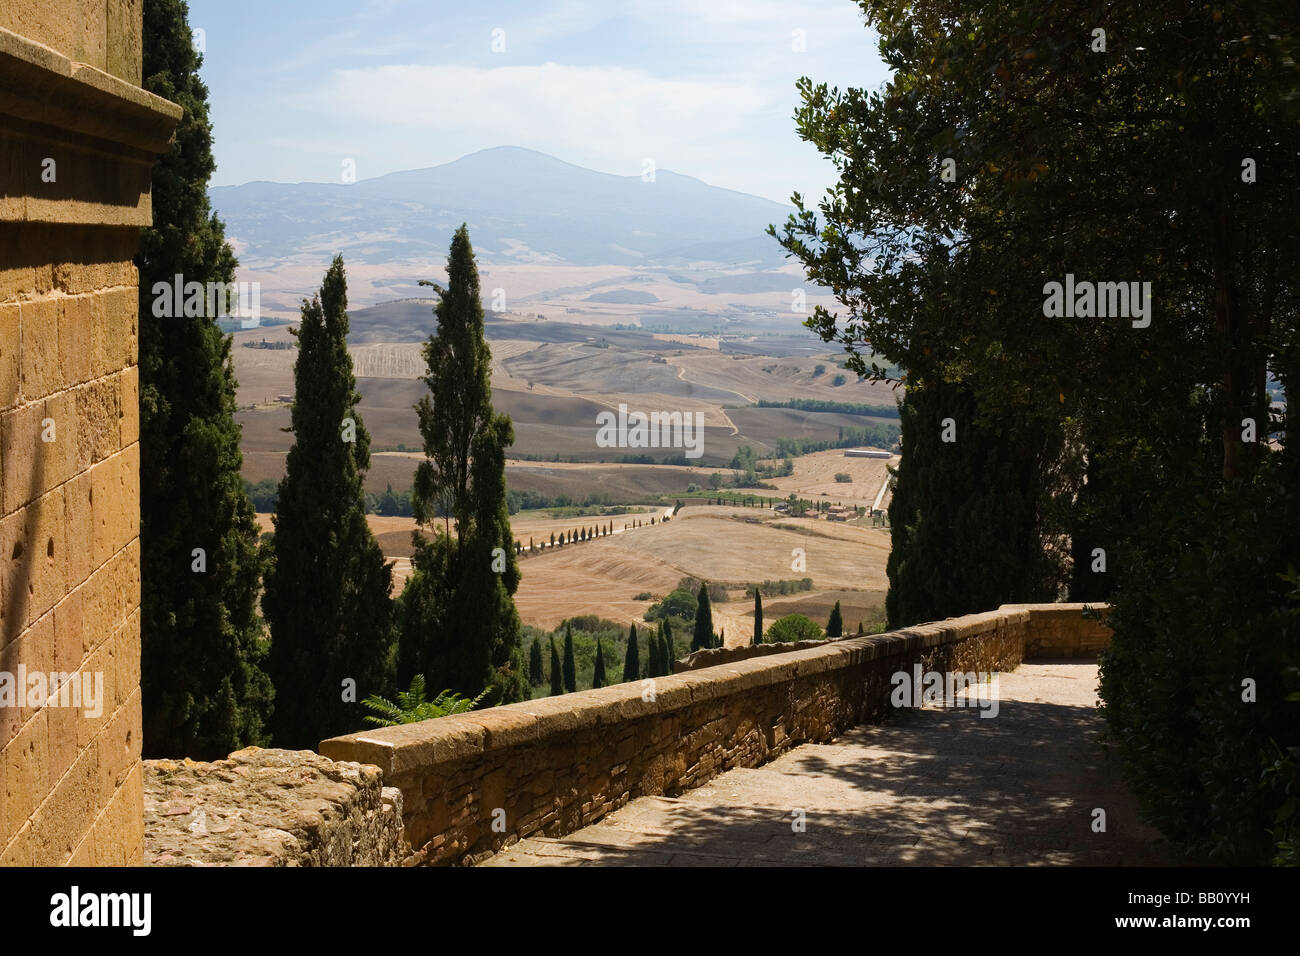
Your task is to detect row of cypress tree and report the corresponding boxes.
[136,0,524,755]
[528,619,681,694]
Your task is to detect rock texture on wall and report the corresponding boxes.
[0,6,180,866]
[322,604,1106,866]
[1011,603,1111,659]
[144,748,411,867]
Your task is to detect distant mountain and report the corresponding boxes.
[210,146,794,269]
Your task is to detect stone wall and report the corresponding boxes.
[1011,603,1111,659]
[323,604,1111,866]
[0,5,179,865]
[144,748,411,867]
[673,636,840,672]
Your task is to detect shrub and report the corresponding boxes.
[834,473,852,483]
[1099,462,1300,864]
[765,614,824,644]
[645,587,698,621]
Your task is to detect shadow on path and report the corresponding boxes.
[482,664,1189,867]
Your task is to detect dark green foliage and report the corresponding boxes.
[646,586,697,621]
[757,398,899,419]
[771,0,1300,863]
[766,614,823,644]
[593,639,606,689]
[399,227,527,706]
[549,638,563,696]
[826,600,843,638]
[885,380,1060,629]
[243,477,280,512]
[137,0,271,759]
[752,578,815,597]
[1099,459,1300,864]
[646,628,662,677]
[753,590,764,645]
[528,638,544,687]
[562,624,576,694]
[623,624,640,682]
[691,585,714,651]
[263,256,394,747]
[662,619,676,669]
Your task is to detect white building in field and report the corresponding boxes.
[844,448,892,459]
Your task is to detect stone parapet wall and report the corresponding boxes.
[0,6,180,866]
[673,636,839,672]
[143,748,411,867]
[323,604,1109,866]
[1009,603,1111,659]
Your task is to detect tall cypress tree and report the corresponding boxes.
[137,0,271,759]
[528,637,544,687]
[562,624,576,693]
[753,589,764,645]
[398,226,527,704]
[827,601,843,638]
[263,256,394,747]
[647,629,662,677]
[692,584,714,651]
[623,624,640,682]
[662,618,674,665]
[885,380,1058,628]
[549,637,563,696]
[592,639,606,689]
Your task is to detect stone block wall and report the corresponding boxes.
[144,749,411,867]
[1012,603,1111,659]
[0,6,179,865]
[320,605,1105,866]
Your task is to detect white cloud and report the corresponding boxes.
[287,61,771,176]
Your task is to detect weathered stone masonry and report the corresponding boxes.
[144,748,410,867]
[322,602,1110,866]
[0,3,180,866]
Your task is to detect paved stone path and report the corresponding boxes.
[479,662,1179,866]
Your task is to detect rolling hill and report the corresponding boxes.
[211,146,797,269]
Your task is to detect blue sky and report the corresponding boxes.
[188,0,888,203]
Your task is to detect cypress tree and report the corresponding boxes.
[263,256,394,747]
[593,639,606,689]
[399,226,528,704]
[661,619,675,671]
[692,584,714,651]
[623,624,640,682]
[647,629,662,677]
[549,637,564,696]
[827,601,843,638]
[857,620,865,635]
[137,0,272,759]
[528,638,544,687]
[753,589,764,645]
[562,624,576,693]
[885,380,1058,628]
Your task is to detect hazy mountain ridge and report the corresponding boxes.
[211,146,796,269]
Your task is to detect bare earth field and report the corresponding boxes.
[254,503,890,645]
[252,500,889,645]
[761,448,896,504]
[234,286,897,642]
